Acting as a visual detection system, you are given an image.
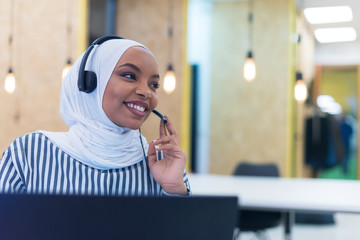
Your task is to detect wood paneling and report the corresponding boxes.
[0,0,79,152]
[116,0,187,144]
[209,0,293,175]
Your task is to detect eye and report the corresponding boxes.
[149,82,160,90]
[121,73,136,80]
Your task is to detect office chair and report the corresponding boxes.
[233,162,282,240]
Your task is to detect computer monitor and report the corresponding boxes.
[0,194,238,240]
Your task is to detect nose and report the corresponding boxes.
[135,81,151,98]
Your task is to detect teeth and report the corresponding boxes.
[127,103,145,112]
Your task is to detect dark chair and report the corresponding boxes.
[233,162,282,240]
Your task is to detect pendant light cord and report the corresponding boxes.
[66,0,72,63]
[9,0,15,70]
[248,0,254,52]
[167,0,174,66]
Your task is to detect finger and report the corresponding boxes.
[153,135,177,146]
[155,142,182,152]
[158,145,185,162]
[147,141,157,168]
[159,116,167,138]
[164,115,179,140]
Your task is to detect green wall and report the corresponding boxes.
[321,68,357,115]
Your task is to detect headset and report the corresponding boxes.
[78,35,123,93]
[78,35,167,124]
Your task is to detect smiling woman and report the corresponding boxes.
[103,47,159,130]
[0,36,191,196]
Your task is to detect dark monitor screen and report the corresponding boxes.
[0,194,238,240]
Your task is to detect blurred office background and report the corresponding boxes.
[0,0,359,181]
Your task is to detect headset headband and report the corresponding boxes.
[77,35,124,93]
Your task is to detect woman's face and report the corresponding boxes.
[103,46,159,129]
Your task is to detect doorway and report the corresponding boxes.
[314,66,358,180]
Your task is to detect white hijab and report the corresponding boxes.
[38,39,149,170]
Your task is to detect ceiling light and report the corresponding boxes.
[317,95,342,115]
[314,27,356,43]
[304,6,353,24]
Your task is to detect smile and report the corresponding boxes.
[125,102,146,113]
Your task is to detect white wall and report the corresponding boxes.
[187,0,213,173]
[315,42,360,66]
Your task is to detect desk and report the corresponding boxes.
[188,174,360,239]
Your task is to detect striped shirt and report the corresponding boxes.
[0,132,190,196]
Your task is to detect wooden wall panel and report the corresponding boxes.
[116,0,187,143]
[0,0,79,152]
[210,0,292,175]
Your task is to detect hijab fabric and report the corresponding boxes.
[38,39,149,170]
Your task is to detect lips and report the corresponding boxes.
[124,101,149,117]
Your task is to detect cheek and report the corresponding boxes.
[103,85,125,115]
[151,93,159,110]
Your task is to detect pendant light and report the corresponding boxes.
[294,33,307,103]
[244,0,256,82]
[62,59,72,79]
[163,0,176,94]
[5,68,15,94]
[294,72,308,103]
[244,51,256,82]
[5,0,16,94]
[164,64,176,94]
[62,0,72,79]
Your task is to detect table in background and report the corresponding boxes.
[188,174,360,239]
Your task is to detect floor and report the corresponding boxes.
[238,213,360,240]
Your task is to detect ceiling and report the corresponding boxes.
[297,0,360,66]
[195,0,360,66]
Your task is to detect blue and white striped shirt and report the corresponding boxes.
[0,132,190,196]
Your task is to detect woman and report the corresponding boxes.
[0,36,190,196]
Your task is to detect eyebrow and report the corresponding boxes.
[119,63,160,79]
[118,63,141,72]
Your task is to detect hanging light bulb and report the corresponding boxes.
[164,0,176,94]
[6,0,16,95]
[4,68,16,94]
[63,0,73,80]
[62,59,72,78]
[295,80,307,102]
[244,51,256,82]
[294,72,308,103]
[244,0,256,82]
[164,64,176,94]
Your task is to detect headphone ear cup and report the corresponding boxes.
[83,71,97,93]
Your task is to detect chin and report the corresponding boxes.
[127,125,142,130]
[112,114,150,130]
[122,119,145,130]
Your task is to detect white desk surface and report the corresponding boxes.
[188,174,360,214]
